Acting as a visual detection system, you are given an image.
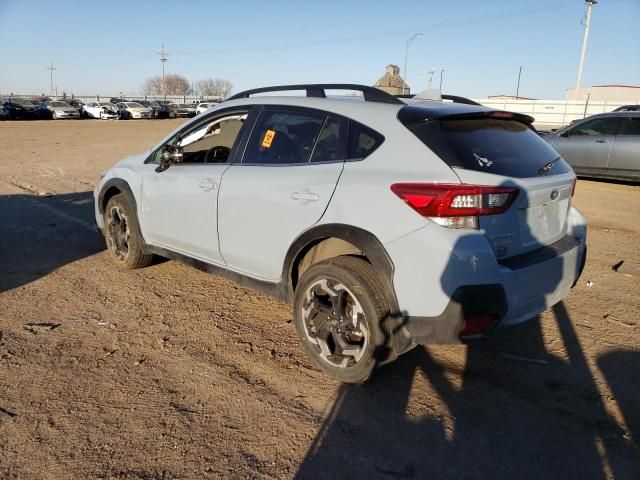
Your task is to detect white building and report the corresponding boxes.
[566,85,640,102]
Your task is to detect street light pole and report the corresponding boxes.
[403,33,423,95]
[515,66,523,99]
[439,69,446,91]
[575,0,597,99]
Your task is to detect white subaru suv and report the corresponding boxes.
[94,84,587,383]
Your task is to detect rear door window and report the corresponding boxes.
[618,117,640,136]
[404,116,571,178]
[311,116,345,163]
[243,108,325,165]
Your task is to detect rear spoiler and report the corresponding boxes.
[439,110,534,125]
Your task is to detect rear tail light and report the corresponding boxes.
[390,183,519,229]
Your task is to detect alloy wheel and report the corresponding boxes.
[107,205,130,261]
[301,279,368,368]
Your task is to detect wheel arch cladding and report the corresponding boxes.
[98,178,137,216]
[283,224,399,311]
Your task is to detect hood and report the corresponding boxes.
[113,151,152,170]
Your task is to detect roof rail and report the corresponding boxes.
[228,84,404,105]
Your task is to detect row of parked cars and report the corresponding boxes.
[0,96,219,120]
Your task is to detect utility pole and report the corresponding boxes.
[575,0,597,99]
[156,44,169,98]
[515,66,523,99]
[403,33,423,95]
[439,69,446,91]
[45,61,56,96]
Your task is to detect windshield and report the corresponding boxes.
[126,102,144,108]
[12,98,33,106]
[405,117,571,178]
[50,101,69,107]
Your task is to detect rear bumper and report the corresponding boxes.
[386,206,587,344]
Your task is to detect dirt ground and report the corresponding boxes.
[0,119,639,480]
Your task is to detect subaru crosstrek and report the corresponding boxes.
[94,84,587,383]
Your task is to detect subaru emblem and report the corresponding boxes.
[550,189,559,201]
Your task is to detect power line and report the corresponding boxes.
[171,1,567,57]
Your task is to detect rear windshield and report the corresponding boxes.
[405,117,571,178]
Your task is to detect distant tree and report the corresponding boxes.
[194,78,233,99]
[143,74,191,96]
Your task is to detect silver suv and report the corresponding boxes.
[94,84,587,383]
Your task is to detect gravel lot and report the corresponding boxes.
[1,120,639,479]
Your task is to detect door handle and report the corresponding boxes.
[290,191,319,202]
[198,178,218,192]
[595,138,608,143]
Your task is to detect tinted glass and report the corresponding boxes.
[568,118,621,136]
[618,117,640,136]
[406,118,571,178]
[311,116,344,163]
[347,122,383,159]
[244,109,324,164]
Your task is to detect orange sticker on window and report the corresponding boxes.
[261,129,276,148]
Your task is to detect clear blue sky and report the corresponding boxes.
[0,0,638,99]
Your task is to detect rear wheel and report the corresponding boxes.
[51,111,57,120]
[103,194,153,269]
[293,256,395,383]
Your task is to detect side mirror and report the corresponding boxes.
[156,144,184,173]
[560,131,570,138]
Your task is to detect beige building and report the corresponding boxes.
[373,65,408,95]
[567,85,640,102]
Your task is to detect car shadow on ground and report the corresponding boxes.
[295,303,640,479]
[0,190,105,293]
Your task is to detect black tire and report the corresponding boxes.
[51,111,57,120]
[293,256,395,383]
[103,193,153,269]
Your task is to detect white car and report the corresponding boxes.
[83,101,118,120]
[115,102,153,120]
[95,84,587,383]
[196,102,218,115]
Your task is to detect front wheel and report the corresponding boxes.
[103,194,153,269]
[51,111,57,120]
[293,256,395,383]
